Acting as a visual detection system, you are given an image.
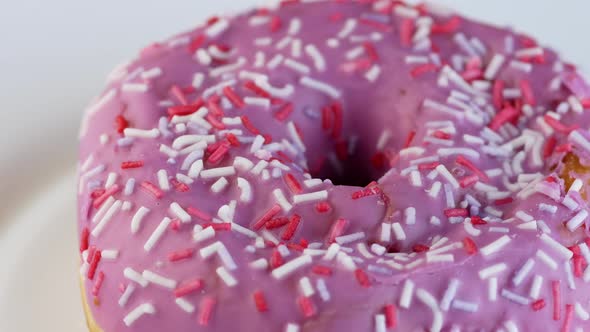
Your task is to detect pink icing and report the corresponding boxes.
[78,1,590,331]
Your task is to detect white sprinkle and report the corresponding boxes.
[272,255,313,280]
[118,284,135,307]
[123,303,156,327]
[501,289,530,305]
[484,54,505,80]
[92,196,115,223]
[512,258,535,286]
[266,54,284,70]
[338,18,357,38]
[273,189,293,212]
[287,121,306,152]
[409,170,422,187]
[144,217,171,252]
[380,223,392,243]
[323,243,340,261]
[300,76,341,98]
[101,249,119,260]
[436,164,460,189]
[567,209,588,232]
[175,298,195,313]
[391,222,407,241]
[216,266,237,287]
[335,232,365,245]
[565,260,576,290]
[285,323,300,332]
[399,279,415,309]
[479,263,507,279]
[536,249,558,270]
[504,320,519,332]
[299,277,315,297]
[416,288,443,332]
[188,159,204,179]
[122,83,148,93]
[374,314,386,332]
[428,181,442,198]
[244,97,270,108]
[205,18,229,38]
[452,299,478,312]
[124,268,148,287]
[170,202,191,223]
[404,207,416,225]
[236,177,253,203]
[293,190,328,204]
[480,235,512,257]
[540,233,574,260]
[201,166,236,179]
[365,65,381,82]
[288,18,301,35]
[92,200,122,237]
[156,169,170,191]
[123,127,160,139]
[304,44,326,71]
[440,278,460,311]
[510,60,532,73]
[192,72,205,89]
[142,270,177,289]
[575,302,590,321]
[284,58,311,75]
[488,277,498,301]
[211,177,229,193]
[529,275,543,299]
[250,258,268,270]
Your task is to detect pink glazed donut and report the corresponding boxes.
[78,1,590,331]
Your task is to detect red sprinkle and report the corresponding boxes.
[399,19,414,47]
[297,296,316,318]
[462,237,478,255]
[552,280,561,321]
[281,214,301,241]
[456,155,489,182]
[270,250,283,269]
[489,106,519,131]
[543,136,557,158]
[431,16,461,34]
[140,181,163,199]
[410,63,439,78]
[354,268,371,288]
[562,304,574,332]
[91,271,105,297]
[168,248,195,262]
[384,304,397,328]
[188,34,206,53]
[244,80,272,99]
[418,162,440,171]
[121,161,144,169]
[270,16,282,32]
[174,278,204,298]
[519,79,536,106]
[240,115,261,135]
[253,204,282,230]
[321,105,332,131]
[253,290,268,312]
[265,217,290,230]
[80,228,90,253]
[543,115,578,134]
[87,250,102,280]
[459,174,479,188]
[531,299,546,311]
[494,197,513,206]
[167,102,202,117]
[204,223,232,231]
[222,86,245,109]
[412,244,430,253]
[470,216,487,225]
[115,115,129,134]
[208,142,230,165]
[198,296,216,326]
[493,80,505,109]
[331,102,343,140]
[403,130,416,148]
[312,265,333,276]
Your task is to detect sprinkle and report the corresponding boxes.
[436,164,460,189]
[285,323,300,332]
[440,279,460,311]
[272,255,312,280]
[530,275,544,299]
[198,296,216,326]
[480,235,511,257]
[124,268,148,287]
[175,298,195,313]
[124,128,160,139]
[140,181,163,199]
[201,166,236,179]
[484,54,505,80]
[537,249,558,270]
[488,277,498,301]
[199,241,237,270]
[118,284,135,307]
[404,207,416,225]
[304,44,326,71]
[216,266,238,287]
[501,289,530,305]
[375,314,386,332]
[92,200,122,237]
[399,279,415,309]
[452,299,478,312]
[174,279,204,298]
[253,290,268,312]
[142,270,177,289]
[211,177,229,193]
[552,280,561,320]
[293,190,328,204]
[123,303,156,327]
[144,217,171,252]
[416,288,443,332]
[540,233,574,260]
[479,263,507,279]
[299,76,341,99]
[574,302,589,321]
[566,209,588,232]
[297,296,316,317]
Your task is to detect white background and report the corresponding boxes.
[0,1,589,330]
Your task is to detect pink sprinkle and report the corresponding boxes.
[456,155,489,182]
[494,197,513,206]
[121,161,145,169]
[519,79,536,106]
[354,268,371,288]
[399,19,414,47]
[552,280,561,321]
[404,130,416,148]
[418,162,440,171]
[315,202,332,214]
[208,142,230,165]
[187,207,212,222]
[80,228,90,253]
[281,214,301,241]
[562,304,573,332]
[87,250,102,280]
[444,208,469,218]
[253,204,282,230]
[168,248,195,262]
[412,244,430,253]
[411,64,439,78]
[91,271,105,296]
[328,218,348,243]
[93,184,121,208]
[489,106,519,131]
[140,181,163,199]
[284,174,303,194]
[493,80,504,109]
[274,103,294,122]
[312,265,333,276]
[198,296,216,326]
[174,278,204,298]
[531,299,546,311]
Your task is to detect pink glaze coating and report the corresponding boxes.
[78,1,590,331]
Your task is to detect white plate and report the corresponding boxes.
[1,1,590,331]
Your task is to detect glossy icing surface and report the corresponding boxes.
[78,1,590,331]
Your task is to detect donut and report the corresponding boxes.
[77,1,590,331]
